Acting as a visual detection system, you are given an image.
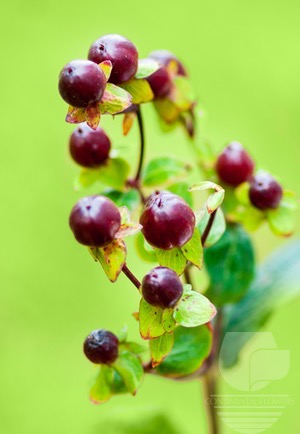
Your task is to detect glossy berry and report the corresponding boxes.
[69,195,121,247]
[58,60,106,108]
[149,50,187,76]
[88,34,138,85]
[139,191,195,250]
[216,142,255,186]
[249,171,283,210]
[84,329,119,364]
[69,124,111,168]
[141,266,183,309]
[147,66,172,98]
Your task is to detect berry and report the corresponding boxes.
[149,50,187,76]
[146,66,172,98]
[69,124,111,168]
[84,329,119,364]
[88,34,138,85]
[141,266,183,309]
[216,142,254,186]
[139,191,195,250]
[69,195,121,247]
[249,171,283,210]
[58,60,106,108]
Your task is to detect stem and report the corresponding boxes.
[122,264,141,289]
[134,107,145,182]
[201,210,217,246]
[203,370,219,434]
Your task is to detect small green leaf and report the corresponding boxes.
[169,76,195,111]
[90,365,114,404]
[154,99,180,123]
[156,248,187,275]
[204,224,255,306]
[119,341,147,356]
[206,190,225,213]
[143,157,191,187]
[103,189,140,211]
[139,298,165,340]
[189,181,224,192]
[168,182,193,208]
[89,239,126,282]
[135,58,160,79]
[135,233,157,262]
[198,208,226,247]
[149,333,174,367]
[162,308,177,333]
[99,83,132,114]
[120,79,154,104]
[181,228,203,269]
[173,284,216,327]
[112,351,144,395]
[267,194,296,237]
[156,325,212,377]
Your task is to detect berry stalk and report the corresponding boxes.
[134,107,145,183]
[122,264,141,289]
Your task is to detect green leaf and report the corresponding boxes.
[198,208,226,247]
[119,341,147,356]
[139,298,165,340]
[149,333,174,367]
[120,78,154,104]
[90,365,114,404]
[235,182,251,206]
[135,233,157,262]
[135,58,160,79]
[99,83,132,114]
[156,325,212,377]
[189,181,224,192]
[221,240,300,368]
[267,193,296,236]
[89,239,126,283]
[153,99,180,123]
[206,190,225,213]
[169,76,195,111]
[143,157,190,187]
[168,182,193,208]
[103,189,140,211]
[173,284,216,327]
[112,351,144,395]
[204,224,255,306]
[155,247,187,275]
[181,228,203,269]
[162,308,177,333]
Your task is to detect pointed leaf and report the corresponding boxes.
[206,190,225,213]
[89,239,126,282]
[267,195,296,236]
[99,60,112,81]
[143,157,191,187]
[121,78,154,104]
[155,247,187,275]
[181,228,203,269]
[66,106,86,124]
[162,308,177,333]
[85,103,101,130]
[139,298,165,340]
[189,181,224,193]
[149,333,174,367]
[90,365,114,404]
[135,59,160,79]
[122,112,136,136]
[99,83,132,115]
[112,351,144,395]
[198,208,226,247]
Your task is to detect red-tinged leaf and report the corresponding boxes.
[89,239,127,282]
[123,112,136,136]
[86,104,101,130]
[99,83,132,115]
[99,60,112,81]
[65,106,86,124]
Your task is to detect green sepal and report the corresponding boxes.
[168,182,193,208]
[156,325,212,378]
[120,78,154,104]
[267,191,297,237]
[149,333,174,367]
[99,83,132,115]
[173,284,216,327]
[89,239,126,283]
[139,298,165,340]
[162,308,177,333]
[135,233,157,263]
[197,208,226,247]
[155,247,187,275]
[112,351,144,395]
[143,156,191,187]
[180,228,203,269]
[135,59,160,79]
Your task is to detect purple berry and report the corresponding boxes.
[146,66,172,98]
[69,195,121,247]
[84,329,119,364]
[139,191,195,250]
[249,171,283,210]
[149,50,187,76]
[69,124,111,168]
[142,266,183,309]
[216,142,255,186]
[88,34,138,84]
[58,60,106,108]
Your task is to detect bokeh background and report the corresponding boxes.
[1,0,299,433]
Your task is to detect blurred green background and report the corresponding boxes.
[0,0,299,433]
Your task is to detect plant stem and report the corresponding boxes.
[122,264,141,289]
[203,370,219,434]
[201,210,217,246]
[134,107,145,182]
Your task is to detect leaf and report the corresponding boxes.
[204,224,255,306]
[221,239,300,368]
[119,341,147,356]
[149,333,174,367]
[173,284,216,327]
[267,193,296,236]
[155,248,187,275]
[181,228,203,269]
[143,157,191,187]
[156,325,212,377]
[115,206,142,238]
[139,298,165,340]
[99,60,112,81]
[86,103,101,130]
[123,112,136,136]
[189,181,224,192]
[120,79,154,104]
[112,351,144,395]
[169,76,195,111]
[198,207,226,247]
[89,239,126,282]
[135,233,157,262]
[90,365,114,404]
[206,190,225,213]
[153,99,180,123]
[168,182,193,208]
[162,308,177,333]
[103,189,140,211]
[99,83,132,115]
[135,58,160,79]
[65,106,86,124]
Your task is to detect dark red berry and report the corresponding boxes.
[249,171,283,210]
[69,124,111,168]
[84,329,119,364]
[139,191,195,250]
[58,60,106,108]
[142,266,183,308]
[69,195,121,247]
[146,65,172,98]
[149,50,187,76]
[88,34,138,85]
[216,142,255,186]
